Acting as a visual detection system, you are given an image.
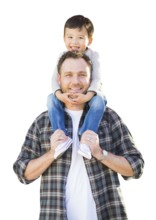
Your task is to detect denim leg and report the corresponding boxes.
[47,93,66,133]
[79,93,107,135]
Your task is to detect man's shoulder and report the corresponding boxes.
[33,110,49,126]
[103,106,121,123]
[36,110,48,119]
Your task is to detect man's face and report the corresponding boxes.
[58,58,91,97]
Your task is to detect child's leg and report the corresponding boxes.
[78,93,106,159]
[47,93,73,159]
[79,93,107,135]
[47,93,66,134]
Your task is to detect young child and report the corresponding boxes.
[47,15,107,159]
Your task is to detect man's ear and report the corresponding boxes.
[57,73,61,85]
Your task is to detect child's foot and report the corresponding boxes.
[78,143,92,159]
[54,137,73,159]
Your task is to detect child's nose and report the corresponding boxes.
[71,37,78,44]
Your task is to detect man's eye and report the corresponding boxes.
[80,74,86,77]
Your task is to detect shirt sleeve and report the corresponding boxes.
[111,115,144,180]
[13,119,41,184]
[85,49,103,93]
[51,51,65,93]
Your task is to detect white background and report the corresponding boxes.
[0,0,156,219]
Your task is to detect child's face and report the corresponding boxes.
[64,26,92,52]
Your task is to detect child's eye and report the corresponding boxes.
[68,36,72,39]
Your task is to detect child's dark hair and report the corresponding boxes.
[64,15,94,38]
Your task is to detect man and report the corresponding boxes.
[13,51,144,220]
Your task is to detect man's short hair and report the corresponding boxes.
[57,51,93,74]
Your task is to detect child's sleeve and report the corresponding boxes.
[86,49,103,93]
[51,52,64,94]
[51,65,60,93]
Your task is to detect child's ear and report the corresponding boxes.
[88,37,93,46]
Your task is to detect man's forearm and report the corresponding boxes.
[24,151,55,181]
[99,151,134,177]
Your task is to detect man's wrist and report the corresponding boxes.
[98,150,108,161]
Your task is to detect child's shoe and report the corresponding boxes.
[78,143,92,159]
[54,137,73,159]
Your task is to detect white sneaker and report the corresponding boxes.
[78,143,92,159]
[54,137,73,159]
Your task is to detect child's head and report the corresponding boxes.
[63,15,94,52]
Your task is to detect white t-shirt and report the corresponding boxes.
[65,109,98,220]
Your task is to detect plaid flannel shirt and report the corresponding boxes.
[13,106,144,220]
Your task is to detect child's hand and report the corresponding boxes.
[69,93,90,104]
[69,91,95,104]
[56,90,95,105]
[57,92,74,104]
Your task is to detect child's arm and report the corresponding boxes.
[84,91,96,101]
[53,84,74,105]
[74,91,95,103]
[55,90,74,104]
[70,49,103,104]
[67,91,95,104]
[85,49,103,93]
[51,65,61,93]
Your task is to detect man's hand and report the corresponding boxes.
[24,129,68,181]
[80,131,134,177]
[50,129,68,153]
[80,130,102,160]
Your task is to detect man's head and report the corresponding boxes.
[63,15,94,52]
[57,51,93,109]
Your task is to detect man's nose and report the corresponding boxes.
[72,75,79,83]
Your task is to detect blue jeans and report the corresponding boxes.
[47,92,107,135]
[47,94,66,134]
[79,92,107,135]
